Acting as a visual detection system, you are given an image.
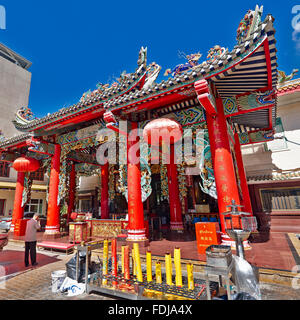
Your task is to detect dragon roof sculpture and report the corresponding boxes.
[236,5,263,44]
[13,106,37,127]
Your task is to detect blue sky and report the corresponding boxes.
[0,0,299,118]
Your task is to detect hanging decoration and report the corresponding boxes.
[75,175,80,206]
[109,165,116,201]
[97,172,102,202]
[21,172,33,208]
[196,130,217,199]
[160,164,169,201]
[117,158,152,203]
[58,148,70,205]
[177,163,188,211]
[117,135,152,203]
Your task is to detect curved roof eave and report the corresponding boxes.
[12,14,277,134]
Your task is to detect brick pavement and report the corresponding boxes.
[1,244,300,300]
[0,244,114,300]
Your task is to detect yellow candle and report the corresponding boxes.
[133,243,143,282]
[102,239,108,285]
[132,247,136,277]
[174,247,182,287]
[187,263,194,290]
[155,261,162,284]
[146,250,153,282]
[121,245,125,275]
[165,253,173,286]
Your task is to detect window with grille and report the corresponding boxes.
[0,161,10,177]
[24,199,43,214]
[260,188,300,212]
[30,168,44,181]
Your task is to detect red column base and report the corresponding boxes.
[126,229,149,247]
[43,226,61,239]
[170,222,184,231]
[127,229,147,241]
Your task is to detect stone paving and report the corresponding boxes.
[0,243,300,300]
[0,244,114,300]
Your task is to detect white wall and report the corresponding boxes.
[269,102,300,171]
[242,93,300,176]
[0,55,31,137]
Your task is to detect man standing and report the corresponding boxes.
[24,214,40,267]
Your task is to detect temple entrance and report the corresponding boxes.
[144,172,220,240]
[146,173,169,238]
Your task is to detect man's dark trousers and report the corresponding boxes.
[25,241,37,266]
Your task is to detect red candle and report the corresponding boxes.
[111,238,118,287]
[124,246,130,280]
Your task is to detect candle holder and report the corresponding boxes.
[221,200,253,260]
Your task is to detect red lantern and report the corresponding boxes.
[70,212,78,221]
[143,118,183,146]
[12,157,40,172]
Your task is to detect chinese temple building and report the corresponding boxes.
[0,5,279,245]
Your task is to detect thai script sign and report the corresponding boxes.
[195,222,221,254]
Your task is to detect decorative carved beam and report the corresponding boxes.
[68,150,100,166]
[238,128,274,145]
[26,137,55,156]
[194,79,217,116]
[222,90,275,117]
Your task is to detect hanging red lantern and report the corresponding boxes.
[12,157,40,173]
[143,118,183,146]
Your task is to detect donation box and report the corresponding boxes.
[195,222,221,254]
[69,222,88,243]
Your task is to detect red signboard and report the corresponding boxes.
[14,219,29,237]
[195,222,221,254]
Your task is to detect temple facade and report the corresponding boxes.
[0,6,283,243]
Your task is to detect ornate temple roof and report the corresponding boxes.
[0,133,31,149]
[277,77,300,96]
[0,6,279,150]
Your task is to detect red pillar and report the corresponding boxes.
[127,122,147,241]
[101,162,109,219]
[45,144,61,236]
[234,133,253,215]
[10,172,25,232]
[166,144,184,231]
[206,98,241,234]
[67,163,76,224]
